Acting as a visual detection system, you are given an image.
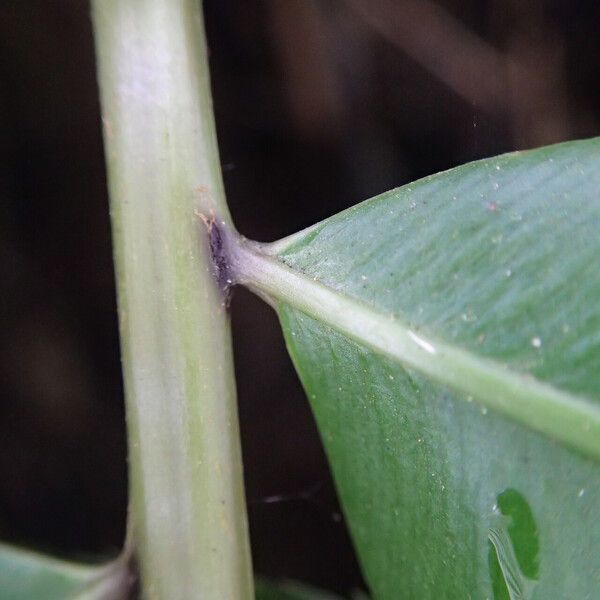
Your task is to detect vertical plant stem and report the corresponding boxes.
[92,1,253,598]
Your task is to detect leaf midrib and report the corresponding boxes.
[230,234,600,461]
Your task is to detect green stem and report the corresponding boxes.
[92,1,253,598]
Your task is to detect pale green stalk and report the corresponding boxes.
[92,1,253,598]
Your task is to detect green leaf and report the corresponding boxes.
[254,577,347,600]
[233,138,600,598]
[0,543,129,600]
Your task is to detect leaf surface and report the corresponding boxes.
[233,138,600,599]
[0,542,128,600]
[254,578,347,600]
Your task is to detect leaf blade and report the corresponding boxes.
[233,138,600,598]
[0,543,128,600]
[254,578,347,600]
[233,245,600,458]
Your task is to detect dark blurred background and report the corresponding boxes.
[1,0,599,596]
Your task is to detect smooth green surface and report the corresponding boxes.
[235,139,600,598]
[0,543,128,600]
[92,0,252,598]
[255,578,346,600]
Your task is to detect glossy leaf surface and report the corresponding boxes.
[0,542,126,600]
[237,139,600,599]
